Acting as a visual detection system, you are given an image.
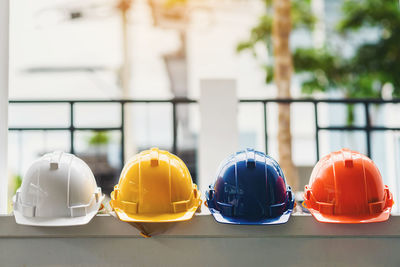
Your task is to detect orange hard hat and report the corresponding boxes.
[303,148,393,223]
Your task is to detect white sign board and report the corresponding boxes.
[198,79,238,192]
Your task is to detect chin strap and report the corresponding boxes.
[140,232,152,238]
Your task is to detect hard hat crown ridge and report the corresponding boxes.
[304,148,393,223]
[206,149,295,225]
[13,151,104,226]
[111,148,201,222]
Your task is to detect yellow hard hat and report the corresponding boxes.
[110,148,201,222]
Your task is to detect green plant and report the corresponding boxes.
[238,0,400,125]
[301,0,400,95]
[12,174,22,195]
[88,131,110,146]
[237,0,314,71]
[294,0,400,124]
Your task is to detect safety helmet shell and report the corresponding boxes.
[110,148,201,223]
[303,148,393,223]
[206,149,295,225]
[13,151,104,226]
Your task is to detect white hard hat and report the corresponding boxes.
[13,151,104,226]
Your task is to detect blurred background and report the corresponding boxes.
[6,0,400,212]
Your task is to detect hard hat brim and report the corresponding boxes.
[307,206,392,224]
[13,195,105,227]
[208,207,293,225]
[113,204,199,223]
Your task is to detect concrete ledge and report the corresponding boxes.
[1,214,400,238]
[1,215,400,266]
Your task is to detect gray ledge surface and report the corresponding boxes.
[1,214,400,266]
[0,214,400,238]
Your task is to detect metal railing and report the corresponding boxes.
[8,98,400,167]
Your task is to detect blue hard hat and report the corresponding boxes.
[206,149,295,225]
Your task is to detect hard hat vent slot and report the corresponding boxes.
[50,162,59,170]
[71,206,87,217]
[368,201,384,214]
[22,205,36,217]
[287,186,293,201]
[305,186,311,200]
[150,148,159,167]
[193,188,198,199]
[342,149,354,168]
[384,186,391,200]
[121,201,138,214]
[245,148,256,168]
[113,186,119,200]
[216,201,234,217]
[345,159,353,168]
[207,188,215,200]
[172,200,189,213]
[246,159,256,168]
[269,202,286,217]
[121,200,138,214]
[50,151,63,170]
[94,187,102,203]
[318,202,334,215]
